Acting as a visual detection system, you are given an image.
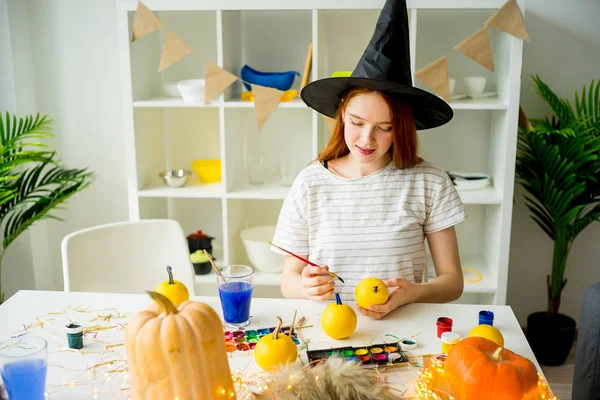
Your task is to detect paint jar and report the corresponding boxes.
[441,332,460,355]
[479,310,495,326]
[65,323,83,350]
[436,317,453,338]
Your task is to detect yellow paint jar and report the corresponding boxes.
[441,332,460,355]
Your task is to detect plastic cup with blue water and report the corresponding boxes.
[218,265,254,327]
[0,336,48,400]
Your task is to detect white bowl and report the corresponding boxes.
[163,82,181,97]
[240,225,285,273]
[463,76,487,96]
[177,79,205,102]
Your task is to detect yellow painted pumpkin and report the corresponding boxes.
[321,293,357,339]
[125,291,236,400]
[154,265,189,306]
[253,316,298,370]
[355,277,389,309]
[468,324,504,347]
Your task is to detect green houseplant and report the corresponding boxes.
[516,75,600,365]
[0,112,94,303]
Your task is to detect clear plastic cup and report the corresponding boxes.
[0,336,48,400]
[218,265,255,327]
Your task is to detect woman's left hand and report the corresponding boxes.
[357,277,415,320]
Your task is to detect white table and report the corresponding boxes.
[0,291,540,399]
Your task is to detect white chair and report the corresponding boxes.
[61,219,196,296]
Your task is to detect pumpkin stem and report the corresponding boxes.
[166,265,174,285]
[491,347,503,361]
[273,316,283,340]
[147,291,178,315]
[335,293,342,305]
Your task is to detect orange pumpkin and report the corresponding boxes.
[125,291,236,400]
[444,337,539,400]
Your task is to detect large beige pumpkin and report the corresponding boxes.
[126,291,236,400]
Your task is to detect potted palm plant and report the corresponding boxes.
[516,75,600,365]
[0,112,94,303]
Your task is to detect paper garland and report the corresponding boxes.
[415,0,529,102]
[414,56,450,102]
[131,2,164,42]
[131,1,194,73]
[204,61,239,105]
[454,27,495,72]
[158,30,194,72]
[252,84,284,131]
[486,0,530,41]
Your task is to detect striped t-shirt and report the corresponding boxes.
[271,159,468,301]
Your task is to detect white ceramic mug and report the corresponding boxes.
[448,78,456,96]
[463,76,487,96]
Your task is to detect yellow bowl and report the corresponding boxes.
[191,159,221,183]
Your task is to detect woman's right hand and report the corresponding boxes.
[301,265,335,301]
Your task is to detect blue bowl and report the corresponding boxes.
[241,65,300,91]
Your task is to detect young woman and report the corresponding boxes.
[271,0,467,319]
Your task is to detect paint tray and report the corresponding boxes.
[224,325,303,355]
[306,342,408,368]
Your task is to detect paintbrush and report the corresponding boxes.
[204,249,229,288]
[268,242,345,284]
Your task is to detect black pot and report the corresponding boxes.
[187,236,214,253]
[193,261,213,275]
[527,311,576,366]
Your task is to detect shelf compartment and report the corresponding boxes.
[221,10,312,102]
[415,9,515,104]
[223,108,312,192]
[129,10,218,102]
[133,108,221,192]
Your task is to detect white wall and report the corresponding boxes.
[2,0,129,299]
[508,0,600,325]
[3,0,600,328]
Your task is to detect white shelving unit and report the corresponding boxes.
[116,0,523,304]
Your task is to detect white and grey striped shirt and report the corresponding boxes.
[271,159,467,301]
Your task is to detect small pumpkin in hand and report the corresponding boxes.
[154,265,189,306]
[253,316,298,370]
[125,291,236,400]
[445,337,539,400]
[355,277,389,309]
[468,324,504,347]
[321,293,357,339]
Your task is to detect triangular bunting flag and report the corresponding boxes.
[322,115,337,135]
[158,29,194,72]
[300,41,313,90]
[252,84,283,131]
[204,61,239,105]
[485,0,529,41]
[454,27,495,72]
[131,2,164,42]
[415,56,450,102]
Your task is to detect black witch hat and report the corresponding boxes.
[300,0,452,130]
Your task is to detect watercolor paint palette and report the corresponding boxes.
[306,342,408,368]
[224,326,303,354]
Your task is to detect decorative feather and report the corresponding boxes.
[253,357,401,400]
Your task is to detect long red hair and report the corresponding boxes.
[318,87,419,169]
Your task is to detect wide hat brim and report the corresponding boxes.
[300,77,453,131]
